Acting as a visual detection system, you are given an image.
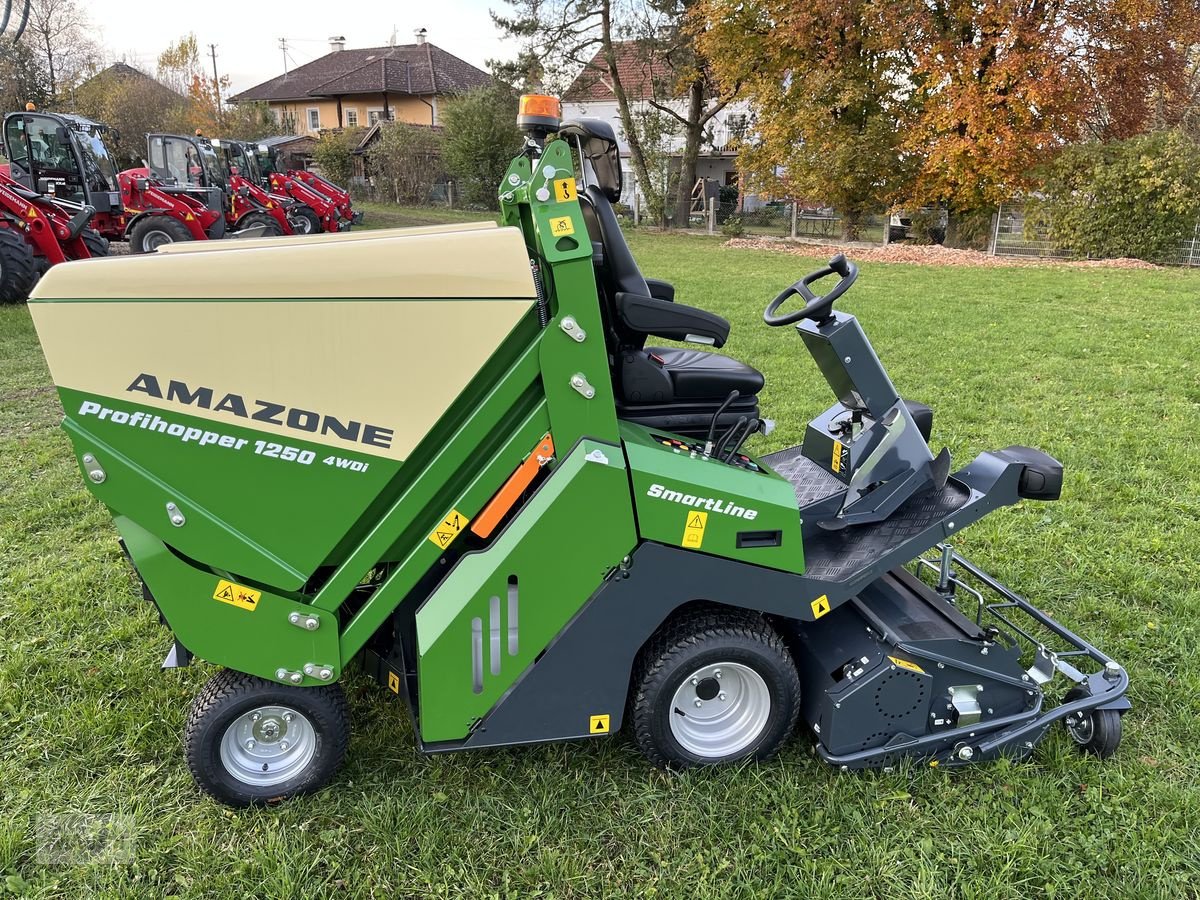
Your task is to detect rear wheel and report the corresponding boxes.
[80,229,109,258]
[129,215,192,253]
[1063,686,1122,759]
[630,607,801,768]
[0,227,37,303]
[289,205,322,234]
[184,669,349,807]
[239,211,283,237]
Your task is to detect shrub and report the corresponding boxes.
[1034,130,1200,261]
[440,84,523,209]
[311,130,360,188]
[721,215,745,237]
[368,123,444,205]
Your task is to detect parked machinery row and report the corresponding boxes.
[0,108,360,301]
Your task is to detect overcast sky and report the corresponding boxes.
[86,0,517,93]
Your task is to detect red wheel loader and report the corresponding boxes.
[0,171,108,302]
[218,139,339,234]
[146,133,293,237]
[254,139,362,229]
[1,109,225,254]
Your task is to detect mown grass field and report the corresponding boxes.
[1,229,1199,898]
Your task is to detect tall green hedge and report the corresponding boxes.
[1036,130,1200,262]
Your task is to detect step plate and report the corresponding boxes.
[802,481,971,581]
[760,445,845,509]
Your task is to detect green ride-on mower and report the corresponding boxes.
[26,96,1129,806]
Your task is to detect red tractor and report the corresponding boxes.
[0,171,108,302]
[1,109,226,254]
[253,139,362,230]
[147,133,293,237]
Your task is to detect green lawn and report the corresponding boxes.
[2,232,1199,898]
[356,201,495,230]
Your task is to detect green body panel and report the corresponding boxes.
[59,387,399,591]
[116,517,342,684]
[621,423,806,575]
[415,439,636,743]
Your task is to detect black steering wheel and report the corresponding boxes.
[763,253,859,326]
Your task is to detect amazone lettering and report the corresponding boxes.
[124,373,394,450]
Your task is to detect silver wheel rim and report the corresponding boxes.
[219,705,317,786]
[1065,711,1094,745]
[142,229,174,251]
[296,215,314,233]
[669,662,771,758]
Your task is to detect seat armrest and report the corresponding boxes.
[615,292,729,348]
[644,278,675,302]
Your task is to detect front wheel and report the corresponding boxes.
[129,215,193,253]
[239,211,283,237]
[184,669,349,807]
[630,608,801,768]
[288,205,322,234]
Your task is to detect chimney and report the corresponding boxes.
[414,28,427,45]
[329,36,346,53]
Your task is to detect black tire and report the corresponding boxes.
[630,607,801,768]
[129,215,193,253]
[184,669,350,807]
[80,228,109,258]
[239,211,283,237]
[0,227,37,304]
[1062,686,1122,759]
[289,204,322,234]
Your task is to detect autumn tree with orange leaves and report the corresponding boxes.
[693,0,1200,238]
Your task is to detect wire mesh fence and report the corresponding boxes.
[991,204,1200,267]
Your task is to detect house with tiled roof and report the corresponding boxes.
[229,31,490,135]
[562,42,751,203]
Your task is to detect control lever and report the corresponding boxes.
[722,418,759,463]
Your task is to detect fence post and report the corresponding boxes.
[708,197,716,235]
[633,184,640,227]
[989,204,1002,256]
[882,210,890,246]
[1189,218,1200,268]
[790,201,798,240]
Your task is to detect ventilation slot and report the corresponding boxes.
[471,617,483,694]
[489,595,502,676]
[507,576,519,656]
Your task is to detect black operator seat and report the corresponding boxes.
[562,119,763,437]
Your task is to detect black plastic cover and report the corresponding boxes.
[996,446,1064,501]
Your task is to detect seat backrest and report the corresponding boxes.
[580,185,651,353]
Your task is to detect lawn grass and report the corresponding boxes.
[1,231,1199,898]
[355,201,495,230]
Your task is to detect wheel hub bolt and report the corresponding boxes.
[719,692,726,701]
[283,713,293,723]
[714,670,722,679]
[246,740,256,750]
[251,713,261,722]
[694,699,703,708]
[691,677,698,685]
[279,741,289,751]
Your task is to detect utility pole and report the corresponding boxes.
[279,38,289,76]
[209,43,223,129]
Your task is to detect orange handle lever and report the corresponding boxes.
[470,434,555,539]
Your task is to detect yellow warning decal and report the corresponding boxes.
[387,671,401,694]
[811,594,831,619]
[428,508,470,550]
[553,178,578,203]
[889,656,926,674]
[589,714,611,734]
[26,207,38,219]
[831,441,846,474]
[548,215,575,237]
[682,510,708,549]
[213,579,261,612]
[184,211,195,221]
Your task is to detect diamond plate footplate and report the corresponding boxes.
[802,482,971,582]
[761,445,845,509]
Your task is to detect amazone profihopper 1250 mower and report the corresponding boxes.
[27,96,1129,806]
